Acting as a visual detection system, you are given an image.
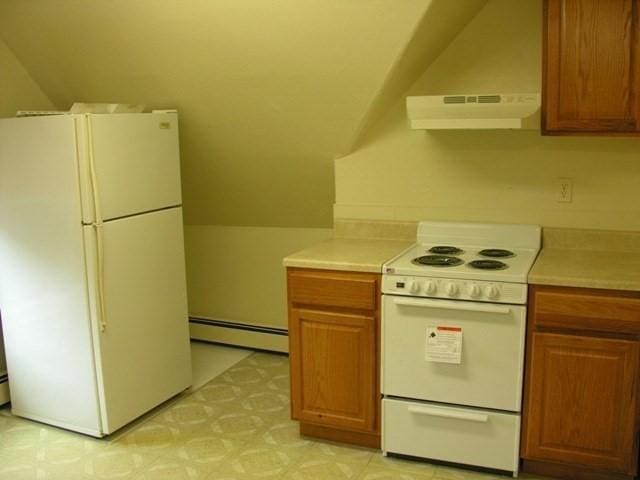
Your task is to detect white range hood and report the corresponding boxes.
[406,93,541,130]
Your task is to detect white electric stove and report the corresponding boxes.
[381,221,541,476]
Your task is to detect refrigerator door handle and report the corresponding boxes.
[94,223,107,332]
[87,116,107,332]
[87,116,103,225]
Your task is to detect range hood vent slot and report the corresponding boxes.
[407,93,541,130]
[478,95,501,103]
[443,95,502,104]
[443,96,466,104]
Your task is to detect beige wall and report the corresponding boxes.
[0,37,53,375]
[0,1,441,330]
[348,0,487,152]
[0,38,54,116]
[0,2,493,332]
[185,225,332,329]
[335,0,640,232]
[0,0,438,229]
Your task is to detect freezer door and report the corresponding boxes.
[83,207,191,433]
[78,112,182,223]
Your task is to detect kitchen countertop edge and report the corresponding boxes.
[283,238,413,274]
[528,247,640,292]
[284,226,640,291]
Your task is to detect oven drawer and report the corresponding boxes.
[382,295,526,411]
[383,398,520,473]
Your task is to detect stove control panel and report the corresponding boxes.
[382,275,528,305]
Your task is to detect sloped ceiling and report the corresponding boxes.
[0,0,485,228]
[348,0,487,151]
[0,38,54,116]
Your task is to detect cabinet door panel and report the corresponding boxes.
[523,332,639,473]
[289,308,376,432]
[544,0,640,133]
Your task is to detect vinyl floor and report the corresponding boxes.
[0,346,547,480]
[190,341,252,390]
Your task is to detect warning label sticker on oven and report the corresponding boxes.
[425,326,463,364]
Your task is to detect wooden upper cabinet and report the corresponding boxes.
[543,0,640,134]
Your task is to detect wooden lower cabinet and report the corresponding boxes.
[522,285,640,479]
[287,268,380,448]
[524,332,639,471]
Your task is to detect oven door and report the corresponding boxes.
[382,294,526,412]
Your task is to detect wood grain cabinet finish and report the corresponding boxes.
[543,0,640,134]
[287,268,380,448]
[522,285,640,480]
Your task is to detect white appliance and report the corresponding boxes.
[0,112,191,437]
[0,316,8,405]
[381,221,541,475]
[406,93,540,130]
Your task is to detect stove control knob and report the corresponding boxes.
[468,284,481,298]
[408,280,420,294]
[446,283,459,296]
[486,285,499,299]
[424,280,437,295]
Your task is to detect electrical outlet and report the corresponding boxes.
[557,177,573,203]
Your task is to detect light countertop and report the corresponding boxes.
[283,238,413,273]
[284,221,640,291]
[528,248,640,291]
[528,228,640,291]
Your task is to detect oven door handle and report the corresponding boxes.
[393,297,511,315]
[408,405,489,423]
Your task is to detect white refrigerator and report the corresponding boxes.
[0,317,8,405]
[0,112,191,437]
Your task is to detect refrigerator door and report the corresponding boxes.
[0,115,103,435]
[0,317,8,406]
[0,316,7,376]
[83,207,191,433]
[77,112,182,223]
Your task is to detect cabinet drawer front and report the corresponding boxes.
[383,398,520,472]
[288,269,378,310]
[532,287,640,334]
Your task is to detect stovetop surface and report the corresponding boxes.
[384,221,542,284]
[384,243,540,283]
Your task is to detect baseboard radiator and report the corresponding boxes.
[189,317,289,353]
